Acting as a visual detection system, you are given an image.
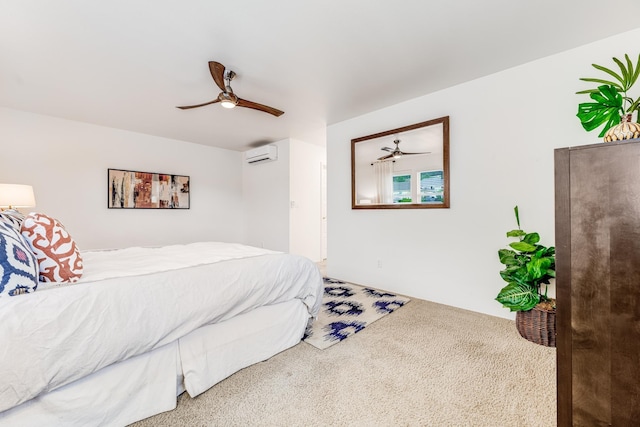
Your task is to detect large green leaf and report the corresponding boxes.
[578,77,623,92]
[526,257,552,280]
[593,63,625,89]
[500,263,529,284]
[506,229,526,238]
[630,53,640,89]
[495,282,540,312]
[500,264,526,282]
[543,246,555,257]
[510,241,537,252]
[498,249,518,266]
[499,270,513,283]
[522,232,540,245]
[613,58,630,88]
[577,85,623,137]
[611,54,640,92]
[579,54,640,93]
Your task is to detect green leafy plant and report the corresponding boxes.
[496,206,555,312]
[576,53,640,137]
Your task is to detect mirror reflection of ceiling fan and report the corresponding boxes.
[177,61,284,117]
[377,136,430,161]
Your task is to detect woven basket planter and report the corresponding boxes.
[515,303,556,347]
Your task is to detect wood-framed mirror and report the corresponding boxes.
[351,116,449,209]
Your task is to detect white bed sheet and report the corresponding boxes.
[0,242,322,414]
[38,241,282,288]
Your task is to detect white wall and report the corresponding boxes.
[290,139,325,262]
[242,139,291,252]
[242,138,326,261]
[327,27,640,319]
[0,107,244,250]
[1,108,327,260]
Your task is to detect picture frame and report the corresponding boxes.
[107,168,190,209]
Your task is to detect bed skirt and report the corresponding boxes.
[0,299,310,426]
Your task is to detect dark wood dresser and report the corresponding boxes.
[555,139,640,426]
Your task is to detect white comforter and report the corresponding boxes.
[0,242,322,413]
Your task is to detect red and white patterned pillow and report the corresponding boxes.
[20,213,83,283]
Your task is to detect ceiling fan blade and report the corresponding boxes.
[237,98,284,117]
[208,61,227,91]
[401,151,431,155]
[381,147,393,152]
[377,153,394,161]
[176,99,220,110]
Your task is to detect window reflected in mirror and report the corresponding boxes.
[351,116,449,209]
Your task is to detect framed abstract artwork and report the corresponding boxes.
[107,169,190,209]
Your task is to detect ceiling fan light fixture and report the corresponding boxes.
[218,92,238,109]
[220,100,236,109]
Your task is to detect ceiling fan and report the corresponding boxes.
[177,61,284,117]
[377,136,430,161]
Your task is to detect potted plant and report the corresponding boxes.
[496,206,556,347]
[576,53,640,141]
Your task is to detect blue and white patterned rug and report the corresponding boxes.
[303,277,411,350]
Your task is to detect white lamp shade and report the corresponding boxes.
[0,184,36,208]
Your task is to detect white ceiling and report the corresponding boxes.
[2,1,640,151]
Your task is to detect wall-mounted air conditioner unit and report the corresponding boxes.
[245,145,278,164]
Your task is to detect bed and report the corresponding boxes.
[0,241,323,426]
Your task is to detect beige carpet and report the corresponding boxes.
[130,297,556,427]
